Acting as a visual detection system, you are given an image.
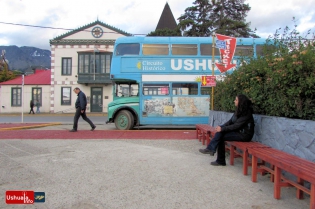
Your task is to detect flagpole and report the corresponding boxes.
[211,33,215,110]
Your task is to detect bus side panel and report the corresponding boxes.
[140,96,209,125]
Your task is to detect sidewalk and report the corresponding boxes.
[0,124,310,209]
[0,112,107,117]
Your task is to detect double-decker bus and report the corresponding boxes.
[106,36,267,130]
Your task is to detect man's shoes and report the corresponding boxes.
[91,126,96,131]
[199,149,215,156]
[210,161,226,166]
[69,129,77,132]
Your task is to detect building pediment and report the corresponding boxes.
[50,20,132,45]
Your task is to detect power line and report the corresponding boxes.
[0,21,147,36]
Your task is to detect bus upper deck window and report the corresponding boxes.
[143,44,169,55]
[256,45,276,57]
[234,45,253,57]
[172,44,197,55]
[200,44,220,56]
[115,43,140,56]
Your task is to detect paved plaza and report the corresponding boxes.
[0,118,311,208]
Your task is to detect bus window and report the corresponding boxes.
[115,43,140,56]
[116,83,139,97]
[256,44,276,56]
[200,44,221,56]
[172,44,197,55]
[234,45,253,56]
[143,84,169,95]
[143,44,169,55]
[201,87,211,95]
[172,83,198,95]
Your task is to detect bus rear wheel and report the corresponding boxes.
[115,110,134,130]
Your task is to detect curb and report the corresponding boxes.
[0,122,62,131]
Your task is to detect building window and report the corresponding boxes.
[61,87,71,105]
[62,58,72,75]
[32,88,42,106]
[11,88,21,106]
[78,53,112,74]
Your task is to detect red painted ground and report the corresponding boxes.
[0,123,196,140]
[0,130,196,140]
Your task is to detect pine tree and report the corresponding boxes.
[147,28,182,36]
[178,0,259,38]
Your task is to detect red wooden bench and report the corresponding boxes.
[248,147,315,209]
[225,141,270,175]
[195,124,216,145]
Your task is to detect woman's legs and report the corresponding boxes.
[215,132,245,165]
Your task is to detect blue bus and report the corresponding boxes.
[106,36,267,130]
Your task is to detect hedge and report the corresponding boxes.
[213,26,315,120]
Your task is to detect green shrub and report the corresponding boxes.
[214,23,315,120]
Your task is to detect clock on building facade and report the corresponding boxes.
[91,26,103,38]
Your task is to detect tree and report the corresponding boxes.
[147,28,182,36]
[213,21,315,120]
[0,51,16,82]
[178,0,259,38]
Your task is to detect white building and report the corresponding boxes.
[49,20,132,113]
[0,69,51,113]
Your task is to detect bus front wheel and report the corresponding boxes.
[115,110,134,130]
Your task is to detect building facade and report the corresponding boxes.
[0,69,51,113]
[49,20,132,113]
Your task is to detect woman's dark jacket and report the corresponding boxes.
[220,111,255,141]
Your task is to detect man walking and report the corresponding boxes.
[70,87,96,132]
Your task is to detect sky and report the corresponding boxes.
[0,0,314,50]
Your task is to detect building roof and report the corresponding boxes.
[50,20,132,45]
[156,3,177,30]
[0,69,51,85]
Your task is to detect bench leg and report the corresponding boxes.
[270,164,275,182]
[202,131,206,145]
[274,166,281,199]
[296,177,304,199]
[243,150,248,175]
[229,145,236,165]
[206,132,211,145]
[251,155,258,182]
[197,128,201,142]
[310,184,315,209]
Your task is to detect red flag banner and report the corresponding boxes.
[215,34,237,73]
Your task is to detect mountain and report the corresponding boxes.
[0,46,51,71]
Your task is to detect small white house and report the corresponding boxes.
[0,69,51,113]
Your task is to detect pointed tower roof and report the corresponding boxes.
[156,2,177,30]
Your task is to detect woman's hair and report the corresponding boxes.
[235,94,253,117]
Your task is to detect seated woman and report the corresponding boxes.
[199,94,255,166]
